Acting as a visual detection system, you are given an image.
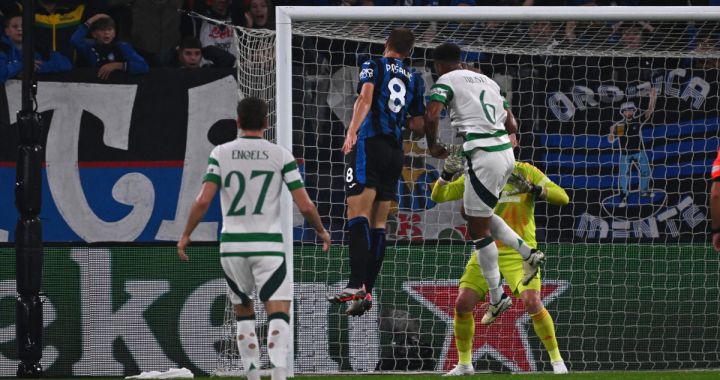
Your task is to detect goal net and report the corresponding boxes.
[220,7,720,374]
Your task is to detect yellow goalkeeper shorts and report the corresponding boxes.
[459,250,541,298]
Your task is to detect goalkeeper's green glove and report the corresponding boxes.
[440,144,464,182]
[505,172,546,199]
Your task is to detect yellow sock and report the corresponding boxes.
[454,311,475,365]
[530,308,563,363]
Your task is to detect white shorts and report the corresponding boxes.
[463,148,515,217]
[221,255,291,305]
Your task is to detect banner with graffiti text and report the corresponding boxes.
[315,61,717,243]
[539,65,718,242]
[0,69,239,243]
[0,64,716,243]
[0,243,716,376]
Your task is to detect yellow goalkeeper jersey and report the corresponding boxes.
[430,162,569,253]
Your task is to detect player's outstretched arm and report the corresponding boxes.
[291,187,331,252]
[177,182,219,261]
[530,164,570,206]
[342,83,374,155]
[431,176,465,204]
[431,147,465,203]
[509,165,570,206]
[544,180,570,206]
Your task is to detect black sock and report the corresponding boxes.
[365,228,386,294]
[346,216,370,289]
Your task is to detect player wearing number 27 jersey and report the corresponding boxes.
[331,28,426,316]
[177,98,330,380]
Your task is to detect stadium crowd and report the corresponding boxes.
[0,0,717,232]
[0,0,717,76]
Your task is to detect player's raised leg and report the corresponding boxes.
[489,213,545,285]
[463,149,515,325]
[348,199,390,315]
[328,186,375,304]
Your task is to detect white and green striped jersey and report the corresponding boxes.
[203,136,304,257]
[429,69,512,153]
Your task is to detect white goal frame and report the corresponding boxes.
[274,5,720,375]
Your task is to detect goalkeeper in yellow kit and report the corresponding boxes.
[433,142,570,376]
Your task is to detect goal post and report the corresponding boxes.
[265,5,720,375]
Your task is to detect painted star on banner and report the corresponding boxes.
[404,279,569,372]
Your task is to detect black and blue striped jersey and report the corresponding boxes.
[356,57,426,145]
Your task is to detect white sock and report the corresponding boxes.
[490,214,532,259]
[236,318,260,380]
[267,313,290,380]
[474,237,503,304]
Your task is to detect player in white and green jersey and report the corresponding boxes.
[176,97,331,380]
[424,43,545,327]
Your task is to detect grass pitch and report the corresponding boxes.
[45,371,720,379]
[286,372,719,379]
[173,371,719,380]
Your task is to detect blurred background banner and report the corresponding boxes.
[0,243,716,376]
[0,65,716,243]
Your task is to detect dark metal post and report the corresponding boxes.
[16,0,43,377]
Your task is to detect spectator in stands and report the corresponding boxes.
[693,34,720,70]
[176,36,235,68]
[107,0,182,67]
[71,13,149,79]
[34,0,107,62]
[613,22,659,83]
[244,0,274,30]
[177,36,204,69]
[182,0,243,59]
[0,12,72,83]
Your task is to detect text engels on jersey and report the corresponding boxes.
[232,150,270,160]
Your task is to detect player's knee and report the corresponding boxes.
[521,292,543,313]
[233,302,254,317]
[455,293,476,314]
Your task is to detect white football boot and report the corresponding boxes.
[443,363,474,376]
[481,293,512,325]
[522,248,546,286]
[552,360,568,374]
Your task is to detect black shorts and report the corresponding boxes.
[345,135,404,201]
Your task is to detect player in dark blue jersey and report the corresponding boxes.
[329,28,426,316]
